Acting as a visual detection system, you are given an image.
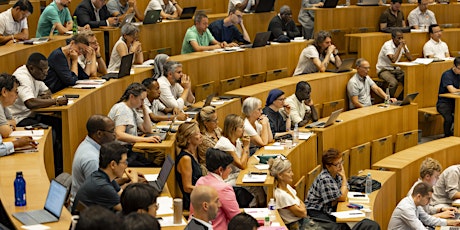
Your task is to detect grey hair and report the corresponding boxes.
[194,11,208,24]
[121,24,139,36]
[279,5,291,15]
[268,157,292,178]
[163,61,182,76]
[355,58,367,67]
[314,31,332,47]
[242,97,261,116]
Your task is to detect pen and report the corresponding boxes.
[250,172,267,175]
[81,87,96,89]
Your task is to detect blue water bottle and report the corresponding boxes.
[14,171,26,206]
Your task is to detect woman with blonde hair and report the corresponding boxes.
[175,121,203,210]
[196,106,222,167]
[269,157,307,230]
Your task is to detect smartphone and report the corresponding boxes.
[64,94,80,98]
[353,194,366,197]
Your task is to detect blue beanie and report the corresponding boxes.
[266,89,285,107]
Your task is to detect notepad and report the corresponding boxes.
[242,174,267,183]
[331,210,365,219]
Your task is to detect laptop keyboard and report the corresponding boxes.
[13,212,38,225]
[306,121,325,128]
[28,210,57,223]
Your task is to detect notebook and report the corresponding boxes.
[322,0,339,8]
[185,94,215,113]
[149,155,174,192]
[306,109,343,128]
[144,10,161,24]
[326,58,355,73]
[390,92,419,106]
[254,0,275,13]
[118,13,135,28]
[13,180,68,226]
[102,53,134,80]
[357,0,379,6]
[240,31,271,48]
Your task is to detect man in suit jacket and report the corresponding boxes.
[73,0,117,28]
[185,185,220,230]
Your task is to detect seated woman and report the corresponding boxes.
[196,106,222,168]
[263,89,292,139]
[152,54,169,79]
[108,83,161,167]
[242,97,273,154]
[120,183,159,217]
[107,24,143,72]
[214,114,265,207]
[175,121,203,211]
[306,148,348,222]
[268,157,307,230]
[192,148,240,229]
[44,34,90,93]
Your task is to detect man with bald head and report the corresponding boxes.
[185,185,221,230]
[70,115,116,201]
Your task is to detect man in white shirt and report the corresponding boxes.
[157,61,195,110]
[144,0,182,19]
[0,0,33,45]
[376,30,413,98]
[185,185,220,230]
[285,81,318,127]
[423,24,450,59]
[106,0,143,22]
[407,0,437,29]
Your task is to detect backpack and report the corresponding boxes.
[347,176,381,193]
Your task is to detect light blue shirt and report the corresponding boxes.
[0,136,15,157]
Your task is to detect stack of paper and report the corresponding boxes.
[242,174,267,183]
[331,210,365,219]
[347,192,370,204]
[244,208,270,219]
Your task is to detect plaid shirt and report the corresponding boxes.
[306,168,344,214]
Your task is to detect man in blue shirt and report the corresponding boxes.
[436,57,460,137]
[208,7,250,46]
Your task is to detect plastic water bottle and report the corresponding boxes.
[346,0,350,6]
[365,173,372,195]
[14,171,26,206]
[384,88,390,105]
[268,198,276,224]
[293,123,299,144]
[72,16,78,35]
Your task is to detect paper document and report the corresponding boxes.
[156,196,174,215]
[264,145,284,150]
[72,84,103,89]
[76,79,106,85]
[412,58,433,65]
[298,132,313,140]
[158,216,186,226]
[254,164,270,170]
[242,174,267,183]
[244,208,270,219]
[395,62,419,66]
[331,210,365,219]
[11,130,44,137]
[144,174,158,181]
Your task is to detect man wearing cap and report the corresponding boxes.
[263,89,292,138]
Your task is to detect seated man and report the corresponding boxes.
[157,61,195,110]
[72,141,139,213]
[141,78,187,122]
[406,158,457,218]
[227,0,258,13]
[430,165,460,211]
[408,0,437,29]
[36,0,73,37]
[436,57,460,137]
[181,12,228,54]
[347,58,396,109]
[74,0,118,28]
[106,0,143,22]
[0,0,33,45]
[79,31,107,78]
[376,29,413,98]
[423,24,450,59]
[144,0,183,19]
[267,5,300,41]
[379,0,405,31]
[285,81,318,127]
[70,115,116,201]
[185,185,220,230]
[293,31,342,76]
[388,182,460,229]
[208,7,250,46]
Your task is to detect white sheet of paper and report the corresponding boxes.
[158,216,187,226]
[244,208,270,219]
[264,145,284,150]
[254,164,270,170]
[298,132,313,140]
[11,130,44,137]
[156,196,174,215]
[242,174,267,183]
[144,174,158,181]
[331,210,365,219]
[21,224,50,230]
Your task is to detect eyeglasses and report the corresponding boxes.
[118,160,129,166]
[100,129,115,134]
[330,160,344,167]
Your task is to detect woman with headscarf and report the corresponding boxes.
[263,89,292,139]
[152,54,169,79]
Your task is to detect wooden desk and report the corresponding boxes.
[337,169,396,230]
[0,129,72,229]
[0,32,105,74]
[35,67,154,173]
[236,135,318,204]
[440,93,460,136]
[372,136,460,201]
[301,104,418,167]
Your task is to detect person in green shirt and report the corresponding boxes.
[36,0,72,37]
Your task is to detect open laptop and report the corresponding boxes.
[390,92,419,106]
[119,13,135,28]
[167,7,197,20]
[254,0,275,13]
[326,58,355,73]
[322,0,339,8]
[185,93,215,113]
[147,118,176,140]
[13,180,68,226]
[240,31,271,48]
[149,155,174,193]
[144,10,161,24]
[306,109,343,128]
[381,26,412,33]
[102,53,134,80]
[357,0,379,6]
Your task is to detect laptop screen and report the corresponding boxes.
[44,180,68,218]
[156,155,174,190]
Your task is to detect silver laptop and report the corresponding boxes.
[13,180,68,225]
[119,13,135,28]
[148,118,176,141]
[149,155,174,192]
[306,109,343,128]
[326,58,354,73]
[186,93,215,113]
[390,92,419,106]
[357,0,379,6]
